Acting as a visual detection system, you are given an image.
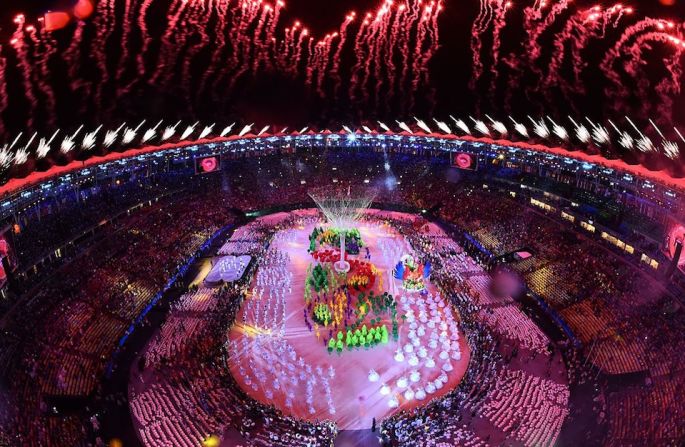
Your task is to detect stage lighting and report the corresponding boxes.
[202,435,220,447]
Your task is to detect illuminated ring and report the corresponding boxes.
[455,153,472,169]
[201,157,218,172]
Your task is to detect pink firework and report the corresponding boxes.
[469,0,495,95]
[331,12,356,102]
[149,0,192,86]
[349,13,372,104]
[11,15,38,130]
[31,24,58,128]
[0,51,7,136]
[524,0,570,75]
[372,2,394,111]
[198,0,232,100]
[487,1,511,106]
[93,0,118,118]
[623,30,684,123]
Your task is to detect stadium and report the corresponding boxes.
[0,1,684,447]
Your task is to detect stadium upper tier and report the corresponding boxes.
[0,131,683,222]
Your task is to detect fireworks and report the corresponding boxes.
[637,136,655,153]
[0,0,442,140]
[414,118,432,134]
[60,137,76,155]
[123,122,145,145]
[529,117,550,139]
[486,115,507,136]
[0,112,681,175]
[0,0,680,171]
[662,140,679,159]
[509,117,528,138]
[344,1,441,113]
[142,121,163,144]
[589,121,610,145]
[0,1,680,136]
[0,146,12,169]
[82,125,103,151]
[238,124,254,137]
[466,0,683,126]
[104,124,125,148]
[35,130,60,159]
[14,147,29,165]
[162,122,181,142]
[199,124,216,140]
[450,116,471,135]
[397,121,413,134]
[257,125,270,136]
[618,132,634,150]
[180,122,199,141]
[471,117,490,136]
[220,123,236,138]
[16,133,37,164]
[433,119,452,134]
[548,118,568,141]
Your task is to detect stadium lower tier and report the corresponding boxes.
[1,172,684,447]
[130,209,568,446]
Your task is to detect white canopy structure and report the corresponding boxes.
[308,185,376,272]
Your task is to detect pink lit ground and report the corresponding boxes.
[227,210,470,430]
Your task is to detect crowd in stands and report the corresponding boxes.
[127,209,569,446]
[12,176,187,267]
[131,239,337,447]
[375,216,569,446]
[393,166,685,446]
[0,185,238,446]
[0,149,683,445]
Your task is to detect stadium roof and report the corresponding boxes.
[2,131,684,198]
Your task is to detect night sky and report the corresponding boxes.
[0,0,684,137]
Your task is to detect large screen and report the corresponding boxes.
[0,228,17,289]
[665,221,685,270]
[451,152,478,171]
[195,155,221,174]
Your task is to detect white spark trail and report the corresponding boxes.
[199,124,216,140]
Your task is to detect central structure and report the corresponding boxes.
[308,186,376,272]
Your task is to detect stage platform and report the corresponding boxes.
[227,210,470,430]
[205,255,252,286]
[129,208,571,447]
